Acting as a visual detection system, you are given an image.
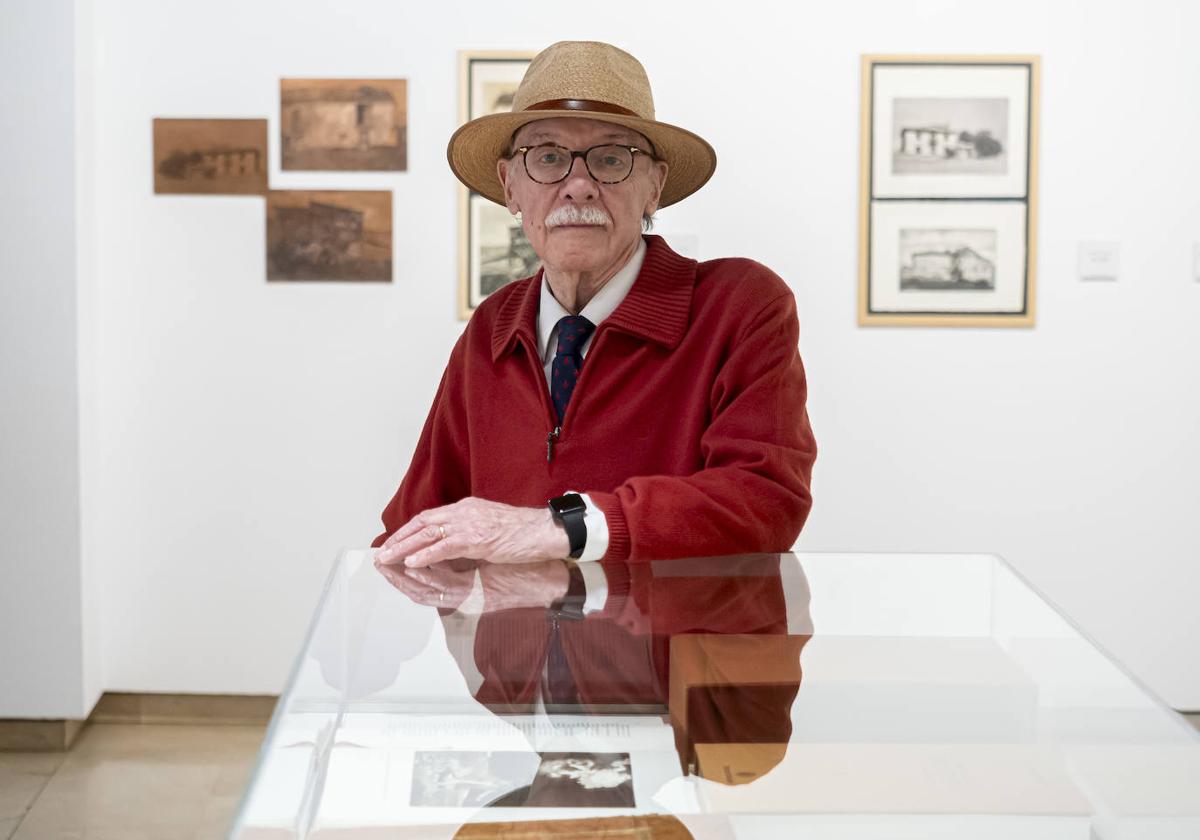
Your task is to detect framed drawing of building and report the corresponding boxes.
[859,55,1040,327]
[457,51,536,320]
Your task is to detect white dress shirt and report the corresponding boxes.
[537,238,646,592]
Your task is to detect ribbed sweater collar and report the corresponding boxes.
[491,234,697,362]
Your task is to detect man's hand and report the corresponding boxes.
[374,497,570,567]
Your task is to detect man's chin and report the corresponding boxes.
[542,247,614,275]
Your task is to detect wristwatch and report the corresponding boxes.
[549,560,587,621]
[547,493,588,560]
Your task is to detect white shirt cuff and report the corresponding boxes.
[578,561,609,615]
[574,492,609,563]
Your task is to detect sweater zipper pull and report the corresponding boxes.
[546,426,561,463]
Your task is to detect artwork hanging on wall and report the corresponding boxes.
[152,118,268,195]
[281,79,407,171]
[266,190,392,282]
[458,51,537,320]
[859,56,1040,326]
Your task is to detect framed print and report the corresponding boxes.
[152,118,267,195]
[869,200,1027,314]
[281,79,407,171]
[266,190,392,282]
[872,64,1031,199]
[457,51,536,320]
[859,55,1040,327]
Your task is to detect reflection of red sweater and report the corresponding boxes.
[463,555,799,710]
[373,235,817,561]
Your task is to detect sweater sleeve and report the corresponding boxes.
[584,291,816,561]
[371,336,472,548]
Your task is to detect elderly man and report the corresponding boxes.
[374,41,815,570]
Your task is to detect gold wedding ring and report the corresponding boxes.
[437,524,446,541]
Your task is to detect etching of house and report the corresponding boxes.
[274,202,364,265]
[901,247,995,287]
[282,85,400,152]
[899,126,978,159]
[158,147,262,180]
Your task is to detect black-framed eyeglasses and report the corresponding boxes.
[513,143,651,185]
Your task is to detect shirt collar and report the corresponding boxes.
[537,237,647,362]
[491,235,698,363]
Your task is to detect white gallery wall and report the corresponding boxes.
[6,0,1196,713]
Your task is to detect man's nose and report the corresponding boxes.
[559,155,597,202]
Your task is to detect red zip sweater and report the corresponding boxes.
[373,235,816,561]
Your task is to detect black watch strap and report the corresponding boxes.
[550,561,587,621]
[548,493,588,560]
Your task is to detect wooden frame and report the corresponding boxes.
[858,55,1041,327]
[457,50,537,320]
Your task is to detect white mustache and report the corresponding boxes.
[544,205,611,228]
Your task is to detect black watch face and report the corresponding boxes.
[549,493,586,517]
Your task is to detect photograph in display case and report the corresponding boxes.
[411,751,634,808]
[266,190,392,282]
[859,55,1040,326]
[280,78,407,171]
[152,118,268,195]
[458,51,537,319]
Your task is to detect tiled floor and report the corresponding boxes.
[2,715,1197,838]
[1,723,265,840]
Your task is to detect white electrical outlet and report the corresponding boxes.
[1079,242,1120,282]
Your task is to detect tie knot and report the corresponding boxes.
[554,315,595,355]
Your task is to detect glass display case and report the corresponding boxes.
[231,551,1200,839]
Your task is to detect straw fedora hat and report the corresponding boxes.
[447,41,716,209]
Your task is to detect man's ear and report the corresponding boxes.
[497,157,519,215]
[644,160,669,216]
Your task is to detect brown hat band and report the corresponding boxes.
[526,98,639,117]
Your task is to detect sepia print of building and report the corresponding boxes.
[281,82,407,170]
[157,147,263,183]
[267,194,392,282]
[152,117,268,194]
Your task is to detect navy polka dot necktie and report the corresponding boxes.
[551,315,595,423]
